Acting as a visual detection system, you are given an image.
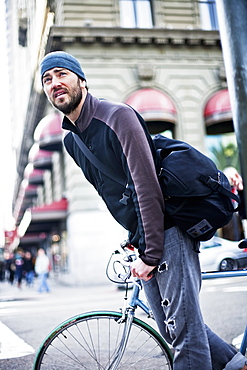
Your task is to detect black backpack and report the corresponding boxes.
[153,134,240,241]
[72,131,240,242]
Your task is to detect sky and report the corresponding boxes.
[0,1,16,242]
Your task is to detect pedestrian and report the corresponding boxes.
[35,248,50,293]
[0,257,6,282]
[5,252,15,284]
[14,249,24,288]
[23,251,35,286]
[40,51,247,370]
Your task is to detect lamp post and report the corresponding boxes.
[216,0,247,233]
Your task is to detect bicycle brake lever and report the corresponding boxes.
[117,270,131,282]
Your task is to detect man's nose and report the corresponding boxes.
[51,76,62,88]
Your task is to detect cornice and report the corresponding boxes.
[47,26,221,50]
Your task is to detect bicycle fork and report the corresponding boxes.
[107,309,135,370]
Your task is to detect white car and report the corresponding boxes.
[199,236,247,272]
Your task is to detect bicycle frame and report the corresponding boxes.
[122,267,247,356]
[108,279,169,370]
[202,270,247,279]
[128,281,151,316]
[113,243,247,356]
[34,246,247,370]
[240,327,247,355]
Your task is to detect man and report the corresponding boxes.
[35,248,50,293]
[40,51,247,369]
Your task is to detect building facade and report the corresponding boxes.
[6,0,237,285]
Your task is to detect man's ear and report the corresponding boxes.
[79,79,86,88]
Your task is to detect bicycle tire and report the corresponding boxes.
[33,310,173,370]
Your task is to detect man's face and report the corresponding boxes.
[42,68,83,115]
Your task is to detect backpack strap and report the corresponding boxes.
[200,174,240,202]
[72,132,124,185]
[72,132,132,205]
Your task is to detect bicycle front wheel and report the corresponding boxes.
[33,310,173,369]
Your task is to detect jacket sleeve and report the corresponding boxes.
[109,104,165,266]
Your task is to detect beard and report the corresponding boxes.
[51,79,82,115]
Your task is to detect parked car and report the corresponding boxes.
[199,236,247,272]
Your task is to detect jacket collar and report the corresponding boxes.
[62,93,99,133]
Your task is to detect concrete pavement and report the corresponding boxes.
[0,274,134,369]
[0,273,155,369]
[0,272,133,316]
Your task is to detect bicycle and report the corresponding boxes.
[33,241,247,369]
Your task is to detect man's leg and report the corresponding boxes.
[43,273,50,292]
[37,273,44,292]
[142,226,212,369]
[143,226,247,369]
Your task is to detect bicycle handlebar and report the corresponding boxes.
[105,241,137,284]
[106,239,247,285]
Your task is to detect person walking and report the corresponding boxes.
[5,252,15,285]
[40,51,247,370]
[14,249,24,288]
[35,248,50,293]
[23,251,35,286]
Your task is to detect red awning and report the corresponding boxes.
[32,149,53,170]
[204,89,232,126]
[125,88,177,123]
[17,200,68,237]
[31,198,68,221]
[19,232,47,245]
[27,169,45,185]
[36,113,63,152]
[24,185,38,198]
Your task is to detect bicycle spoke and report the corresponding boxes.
[122,335,168,368]
[42,343,87,369]
[34,312,172,370]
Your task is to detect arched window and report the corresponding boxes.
[125,88,177,136]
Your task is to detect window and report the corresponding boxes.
[119,0,153,28]
[199,0,218,30]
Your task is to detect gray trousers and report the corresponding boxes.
[142,226,245,370]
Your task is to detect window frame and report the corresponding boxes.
[119,0,154,29]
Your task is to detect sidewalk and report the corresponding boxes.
[0,275,155,370]
[0,274,130,312]
[0,272,117,292]
[0,276,128,369]
[0,274,149,327]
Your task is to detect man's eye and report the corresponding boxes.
[59,71,66,76]
[43,77,51,84]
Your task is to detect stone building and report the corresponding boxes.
[6,0,236,285]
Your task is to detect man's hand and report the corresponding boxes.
[130,258,157,281]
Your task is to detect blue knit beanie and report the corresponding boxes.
[40,51,86,83]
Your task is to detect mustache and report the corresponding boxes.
[53,87,68,98]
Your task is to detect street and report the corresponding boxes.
[0,274,246,369]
